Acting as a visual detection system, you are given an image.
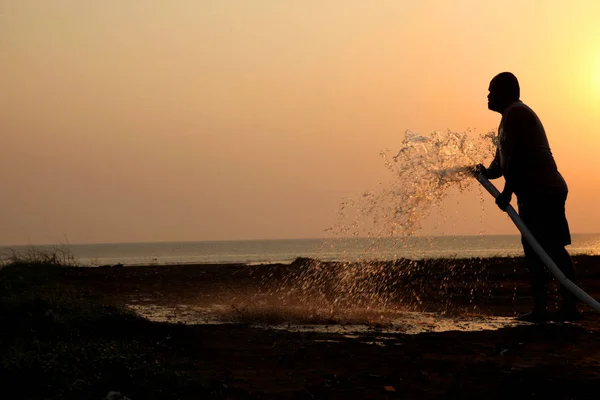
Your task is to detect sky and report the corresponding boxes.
[2,0,600,245]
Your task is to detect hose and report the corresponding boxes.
[474,173,600,313]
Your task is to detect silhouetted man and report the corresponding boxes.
[476,72,581,322]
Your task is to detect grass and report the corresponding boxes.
[0,244,78,268]
[0,249,232,400]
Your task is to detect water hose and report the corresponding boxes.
[474,173,600,313]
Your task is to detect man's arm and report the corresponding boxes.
[495,106,533,209]
[485,147,503,179]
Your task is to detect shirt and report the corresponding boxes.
[488,100,568,198]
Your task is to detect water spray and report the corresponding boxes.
[473,172,600,314]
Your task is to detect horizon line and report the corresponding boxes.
[2,232,600,248]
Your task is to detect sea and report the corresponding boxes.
[2,234,600,266]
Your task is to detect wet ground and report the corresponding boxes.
[60,256,600,398]
[127,303,524,335]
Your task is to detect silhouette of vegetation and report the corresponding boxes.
[0,250,232,399]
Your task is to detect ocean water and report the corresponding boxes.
[2,234,600,266]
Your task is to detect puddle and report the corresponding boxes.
[128,303,524,337]
[128,304,229,324]
[265,313,523,336]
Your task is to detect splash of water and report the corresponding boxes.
[335,129,497,239]
[271,129,499,314]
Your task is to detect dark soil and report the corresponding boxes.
[2,255,600,399]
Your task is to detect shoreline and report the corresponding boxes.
[102,252,598,268]
[3,234,598,268]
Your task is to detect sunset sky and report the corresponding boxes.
[2,1,600,245]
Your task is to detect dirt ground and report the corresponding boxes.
[60,256,600,399]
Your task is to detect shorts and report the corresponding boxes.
[517,192,571,248]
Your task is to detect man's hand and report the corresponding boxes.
[495,190,512,211]
[470,164,488,178]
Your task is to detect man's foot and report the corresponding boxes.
[551,309,583,322]
[515,310,551,323]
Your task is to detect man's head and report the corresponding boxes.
[487,72,520,113]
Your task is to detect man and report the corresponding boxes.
[475,72,581,322]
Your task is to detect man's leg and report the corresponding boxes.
[518,240,550,322]
[546,246,581,320]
